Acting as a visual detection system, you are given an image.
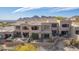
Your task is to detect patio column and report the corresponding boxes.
[20,25,24,38]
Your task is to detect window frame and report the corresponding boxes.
[52,23,57,27]
[15,26,20,29]
[31,26,39,30]
[62,24,69,27]
[22,26,29,30]
[75,30,79,35]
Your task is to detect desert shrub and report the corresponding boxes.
[64,39,79,48]
[70,39,76,45]
[69,39,79,48]
[15,43,38,51]
[64,40,71,46]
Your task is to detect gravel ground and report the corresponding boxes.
[64,47,79,51]
[0,41,79,51]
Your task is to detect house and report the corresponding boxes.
[0,26,15,39]
[71,20,79,40]
[1,17,77,42]
[14,17,73,41]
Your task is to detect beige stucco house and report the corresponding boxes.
[14,18,75,41]
[0,26,15,39]
[1,17,79,41]
[71,20,79,40]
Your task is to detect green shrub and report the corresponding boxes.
[64,40,71,46]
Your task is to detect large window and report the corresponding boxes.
[52,23,57,27]
[41,33,49,39]
[61,31,69,36]
[4,34,11,39]
[14,32,21,38]
[23,32,29,37]
[16,26,20,29]
[52,30,58,36]
[76,30,79,35]
[62,24,69,27]
[31,26,39,30]
[31,33,39,39]
[41,25,50,30]
[22,26,29,30]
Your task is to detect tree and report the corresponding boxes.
[55,16,65,20]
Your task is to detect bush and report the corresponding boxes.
[64,40,71,46]
[70,39,76,45]
[15,43,38,51]
[69,39,79,48]
[64,39,79,48]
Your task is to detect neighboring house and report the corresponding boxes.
[71,20,79,40]
[0,26,15,39]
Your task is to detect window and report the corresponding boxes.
[14,32,21,38]
[16,26,20,29]
[23,32,29,37]
[22,26,28,30]
[61,31,68,36]
[31,33,39,39]
[31,26,39,30]
[76,30,79,35]
[62,24,69,27]
[41,25,50,30]
[0,34,4,39]
[52,30,58,36]
[4,34,11,39]
[52,23,57,27]
[41,34,49,39]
